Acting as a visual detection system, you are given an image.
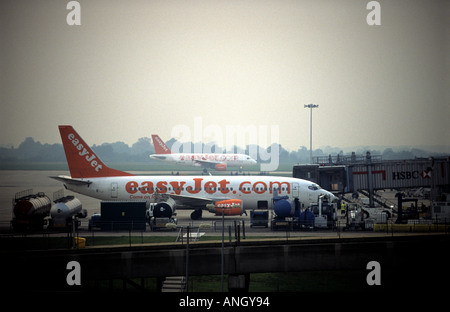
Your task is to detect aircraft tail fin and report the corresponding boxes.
[152,134,172,154]
[58,125,134,178]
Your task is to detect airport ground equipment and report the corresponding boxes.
[145,202,177,231]
[270,195,315,230]
[49,195,85,230]
[250,210,268,228]
[11,189,51,231]
[149,217,177,231]
[431,194,450,223]
[343,203,375,230]
[88,213,101,230]
[271,195,296,230]
[309,194,337,229]
[395,192,419,224]
[98,201,147,231]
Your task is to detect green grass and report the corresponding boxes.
[0,161,296,173]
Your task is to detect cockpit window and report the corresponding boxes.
[308,184,321,191]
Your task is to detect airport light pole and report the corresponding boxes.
[304,104,319,164]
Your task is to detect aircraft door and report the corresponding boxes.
[292,182,300,198]
[111,182,118,198]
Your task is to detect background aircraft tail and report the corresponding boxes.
[152,134,172,154]
[59,125,134,178]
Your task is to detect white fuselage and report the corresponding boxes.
[62,175,335,211]
[149,153,256,168]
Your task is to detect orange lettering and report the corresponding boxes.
[141,181,153,194]
[156,181,167,193]
[126,181,138,194]
[187,178,203,194]
[269,181,290,194]
[204,181,217,194]
[218,179,230,194]
[254,181,267,194]
[169,181,186,195]
[239,181,251,194]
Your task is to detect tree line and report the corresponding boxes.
[0,136,446,165]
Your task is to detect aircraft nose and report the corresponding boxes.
[329,192,338,202]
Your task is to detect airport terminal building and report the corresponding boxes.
[293,152,450,203]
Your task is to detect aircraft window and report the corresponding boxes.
[308,184,321,191]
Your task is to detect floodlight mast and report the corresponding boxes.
[304,104,319,164]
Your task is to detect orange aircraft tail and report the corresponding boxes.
[59,125,134,178]
[152,134,172,154]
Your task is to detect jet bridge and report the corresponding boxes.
[293,153,450,205]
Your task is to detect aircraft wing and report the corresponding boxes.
[152,192,227,209]
[50,175,92,186]
[193,159,228,170]
[194,159,224,166]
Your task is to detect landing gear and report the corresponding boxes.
[190,209,203,220]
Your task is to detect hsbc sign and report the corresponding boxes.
[341,159,448,193]
[392,170,431,180]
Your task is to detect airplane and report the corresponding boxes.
[150,134,257,171]
[52,125,337,220]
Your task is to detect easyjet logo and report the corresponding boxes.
[67,133,103,172]
[154,136,170,152]
[216,200,241,208]
[125,178,290,196]
[179,154,239,161]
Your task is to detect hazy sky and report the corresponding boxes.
[1,0,449,152]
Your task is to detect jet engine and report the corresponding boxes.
[154,197,176,218]
[215,163,227,171]
[209,199,244,216]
